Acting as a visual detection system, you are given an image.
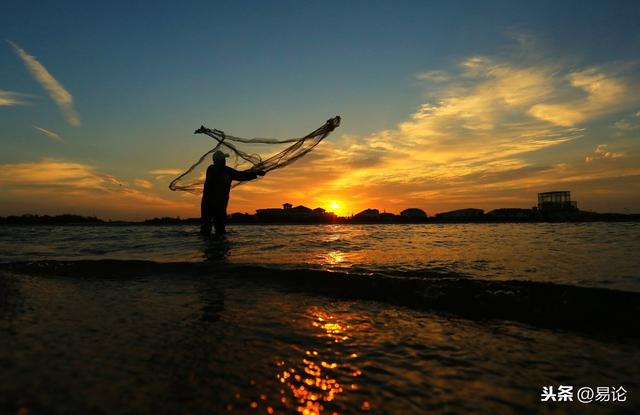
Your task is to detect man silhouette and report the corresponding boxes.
[201,150,265,235]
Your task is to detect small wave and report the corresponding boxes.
[1,259,639,338]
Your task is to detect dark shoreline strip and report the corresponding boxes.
[2,260,639,338]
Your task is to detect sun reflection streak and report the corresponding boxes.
[325,251,346,266]
[274,308,365,415]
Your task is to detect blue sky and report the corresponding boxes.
[1,1,640,218]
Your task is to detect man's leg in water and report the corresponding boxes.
[213,204,227,235]
[201,215,213,235]
[200,199,213,235]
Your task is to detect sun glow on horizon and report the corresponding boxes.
[326,200,349,216]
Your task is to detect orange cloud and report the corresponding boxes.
[149,168,183,180]
[0,159,193,220]
[134,178,153,189]
[529,67,637,126]
[226,40,639,215]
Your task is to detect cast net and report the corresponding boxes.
[169,116,341,193]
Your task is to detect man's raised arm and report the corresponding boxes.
[229,168,265,182]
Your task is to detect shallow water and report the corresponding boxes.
[1,223,639,414]
[1,222,639,291]
[1,270,637,415]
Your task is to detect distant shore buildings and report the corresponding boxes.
[218,190,628,223]
[3,191,638,226]
[237,203,431,224]
[433,191,581,220]
[254,203,337,222]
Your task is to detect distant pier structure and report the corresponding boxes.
[537,191,577,212]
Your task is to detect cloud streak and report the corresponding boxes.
[8,40,81,126]
[150,168,183,180]
[33,126,64,142]
[415,70,450,82]
[0,90,29,106]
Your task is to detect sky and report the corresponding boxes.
[1,1,640,219]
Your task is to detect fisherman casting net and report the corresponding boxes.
[169,116,341,193]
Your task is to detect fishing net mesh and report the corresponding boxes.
[169,116,341,193]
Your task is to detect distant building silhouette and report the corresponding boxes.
[436,208,484,219]
[230,212,249,219]
[380,212,396,222]
[354,208,380,220]
[290,205,312,213]
[486,208,533,219]
[289,205,314,219]
[255,208,285,218]
[537,191,578,212]
[400,208,428,219]
[255,202,336,222]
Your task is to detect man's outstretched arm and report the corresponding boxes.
[228,168,265,182]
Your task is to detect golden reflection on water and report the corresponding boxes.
[324,251,346,266]
[273,308,365,415]
[226,307,368,414]
[315,250,368,271]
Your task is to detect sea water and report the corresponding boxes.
[1,222,639,290]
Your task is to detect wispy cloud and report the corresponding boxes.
[0,90,29,106]
[150,168,183,180]
[8,40,81,126]
[0,159,119,189]
[415,70,450,82]
[0,159,192,220]
[529,67,637,127]
[134,178,153,189]
[33,126,63,142]
[585,144,625,163]
[613,112,640,132]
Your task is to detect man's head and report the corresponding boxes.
[212,150,228,165]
